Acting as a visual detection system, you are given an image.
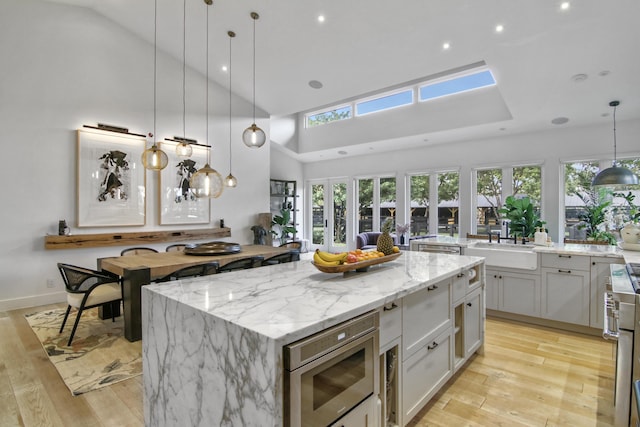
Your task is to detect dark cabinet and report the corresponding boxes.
[270,179,298,243]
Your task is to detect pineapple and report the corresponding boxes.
[377,218,395,255]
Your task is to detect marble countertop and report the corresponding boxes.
[142,251,483,346]
[411,235,631,259]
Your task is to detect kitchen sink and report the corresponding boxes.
[464,242,538,270]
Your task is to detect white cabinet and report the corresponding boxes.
[401,328,452,423]
[464,287,483,359]
[379,300,402,349]
[590,256,624,328]
[402,280,451,359]
[488,268,541,317]
[541,254,590,326]
[330,394,378,427]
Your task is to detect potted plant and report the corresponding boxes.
[614,191,640,244]
[575,189,617,245]
[271,207,297,245]
[498,196,545,239]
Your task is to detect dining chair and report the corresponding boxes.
[57,263,123,346]
[155,262,220,283]
[279,241,302,250]
[262,250,301,266]
[217,256,264,273]
[165,244,187,252]
[121,247,159,256]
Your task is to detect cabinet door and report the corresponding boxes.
[402,330,452,423]
[590,257,624,328]
[498,271,541,317]
[464,287,483,358]
[379,300,402,350]
[485,269,499,310]
[452,272,468,303]
[541,267,590,326]
[402,280,451,359]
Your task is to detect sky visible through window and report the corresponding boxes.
[356,90,413,116]
[420,70,495,101]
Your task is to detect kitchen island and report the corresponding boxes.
[141,251,484,427]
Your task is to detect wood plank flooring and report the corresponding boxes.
[1,305,615,426]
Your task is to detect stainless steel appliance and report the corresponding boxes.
[284,311,379,427]
[606,263,640,426]
[411,242,461,254]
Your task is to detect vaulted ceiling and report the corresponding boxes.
[42,0,640,159]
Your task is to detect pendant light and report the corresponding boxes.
[190,0,223,199]
[225,31,238,187]
[141,0,168,170]
[592,100,639,187]
[241,12,266,148]
[175,0,193,158]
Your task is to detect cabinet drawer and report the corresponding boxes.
[541,253,590,271]
[403,280,451,359]
[402,329,452,422]
[379,299,402,349]
[452,272,468,303]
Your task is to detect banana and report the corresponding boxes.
[313,251,341,266]
[315,249,348,263]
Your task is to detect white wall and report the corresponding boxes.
[303,118,640,246]
[0,0,270,310]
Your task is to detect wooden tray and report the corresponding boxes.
[312,252,402,273]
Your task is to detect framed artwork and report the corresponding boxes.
[158,140,210,225]
[76,128,146,227]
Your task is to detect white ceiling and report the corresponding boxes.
[43,0,640,161]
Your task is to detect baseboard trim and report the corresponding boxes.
[487,309,602,337]
[0,292,66,312]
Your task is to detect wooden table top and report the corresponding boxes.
[100,244,291,279]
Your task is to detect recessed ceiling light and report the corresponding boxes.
[442,42,450,50]
[561,2,570,10]
[338,150,347,155]
[222,65,228,72]
[317,15,325,23]
[571,73,588,82]
[598,70,611,77]
[551,117,569,125]
[308,80,323,89]
[495,24,504,33]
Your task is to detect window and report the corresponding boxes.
[409,175,429,237]
[380,177,397,229]
[419,69,496,102]
[306,105,352,128]
[356,89,413,116]
[513,166,542,207]
[476,168,503,234]
[437,172,459,236]
[357,178,374,233]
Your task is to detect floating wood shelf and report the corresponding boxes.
[44,228,231,250]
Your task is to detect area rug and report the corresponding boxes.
[25,307,142,396]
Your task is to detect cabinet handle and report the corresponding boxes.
[383,302,398,311]
[457,273,465,278]
[558,254,572,258]
[467,302,473,307]
[427,342,439,350]
[494,274,498,278]
[499,276,503,279]
[558,269,572,274]
[427,285,438,291]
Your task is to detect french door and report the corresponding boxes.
[308,179,348,253]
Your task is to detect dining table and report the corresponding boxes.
[98,244,292,342]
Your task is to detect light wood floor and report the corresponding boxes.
[1,305,615,427]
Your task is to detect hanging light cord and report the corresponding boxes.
[251,15,256,123]
[182,0,186,141]
[205,5,210,165]
[229,32,233,172]
[153,0,157,142]
[612,103,617,166]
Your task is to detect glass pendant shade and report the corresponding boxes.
[141,143,169,170]
[225,173,237,188]
[176,142,193,158]
[190,164,223,198]
[242,124,266,148]
[592,165,639,187]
